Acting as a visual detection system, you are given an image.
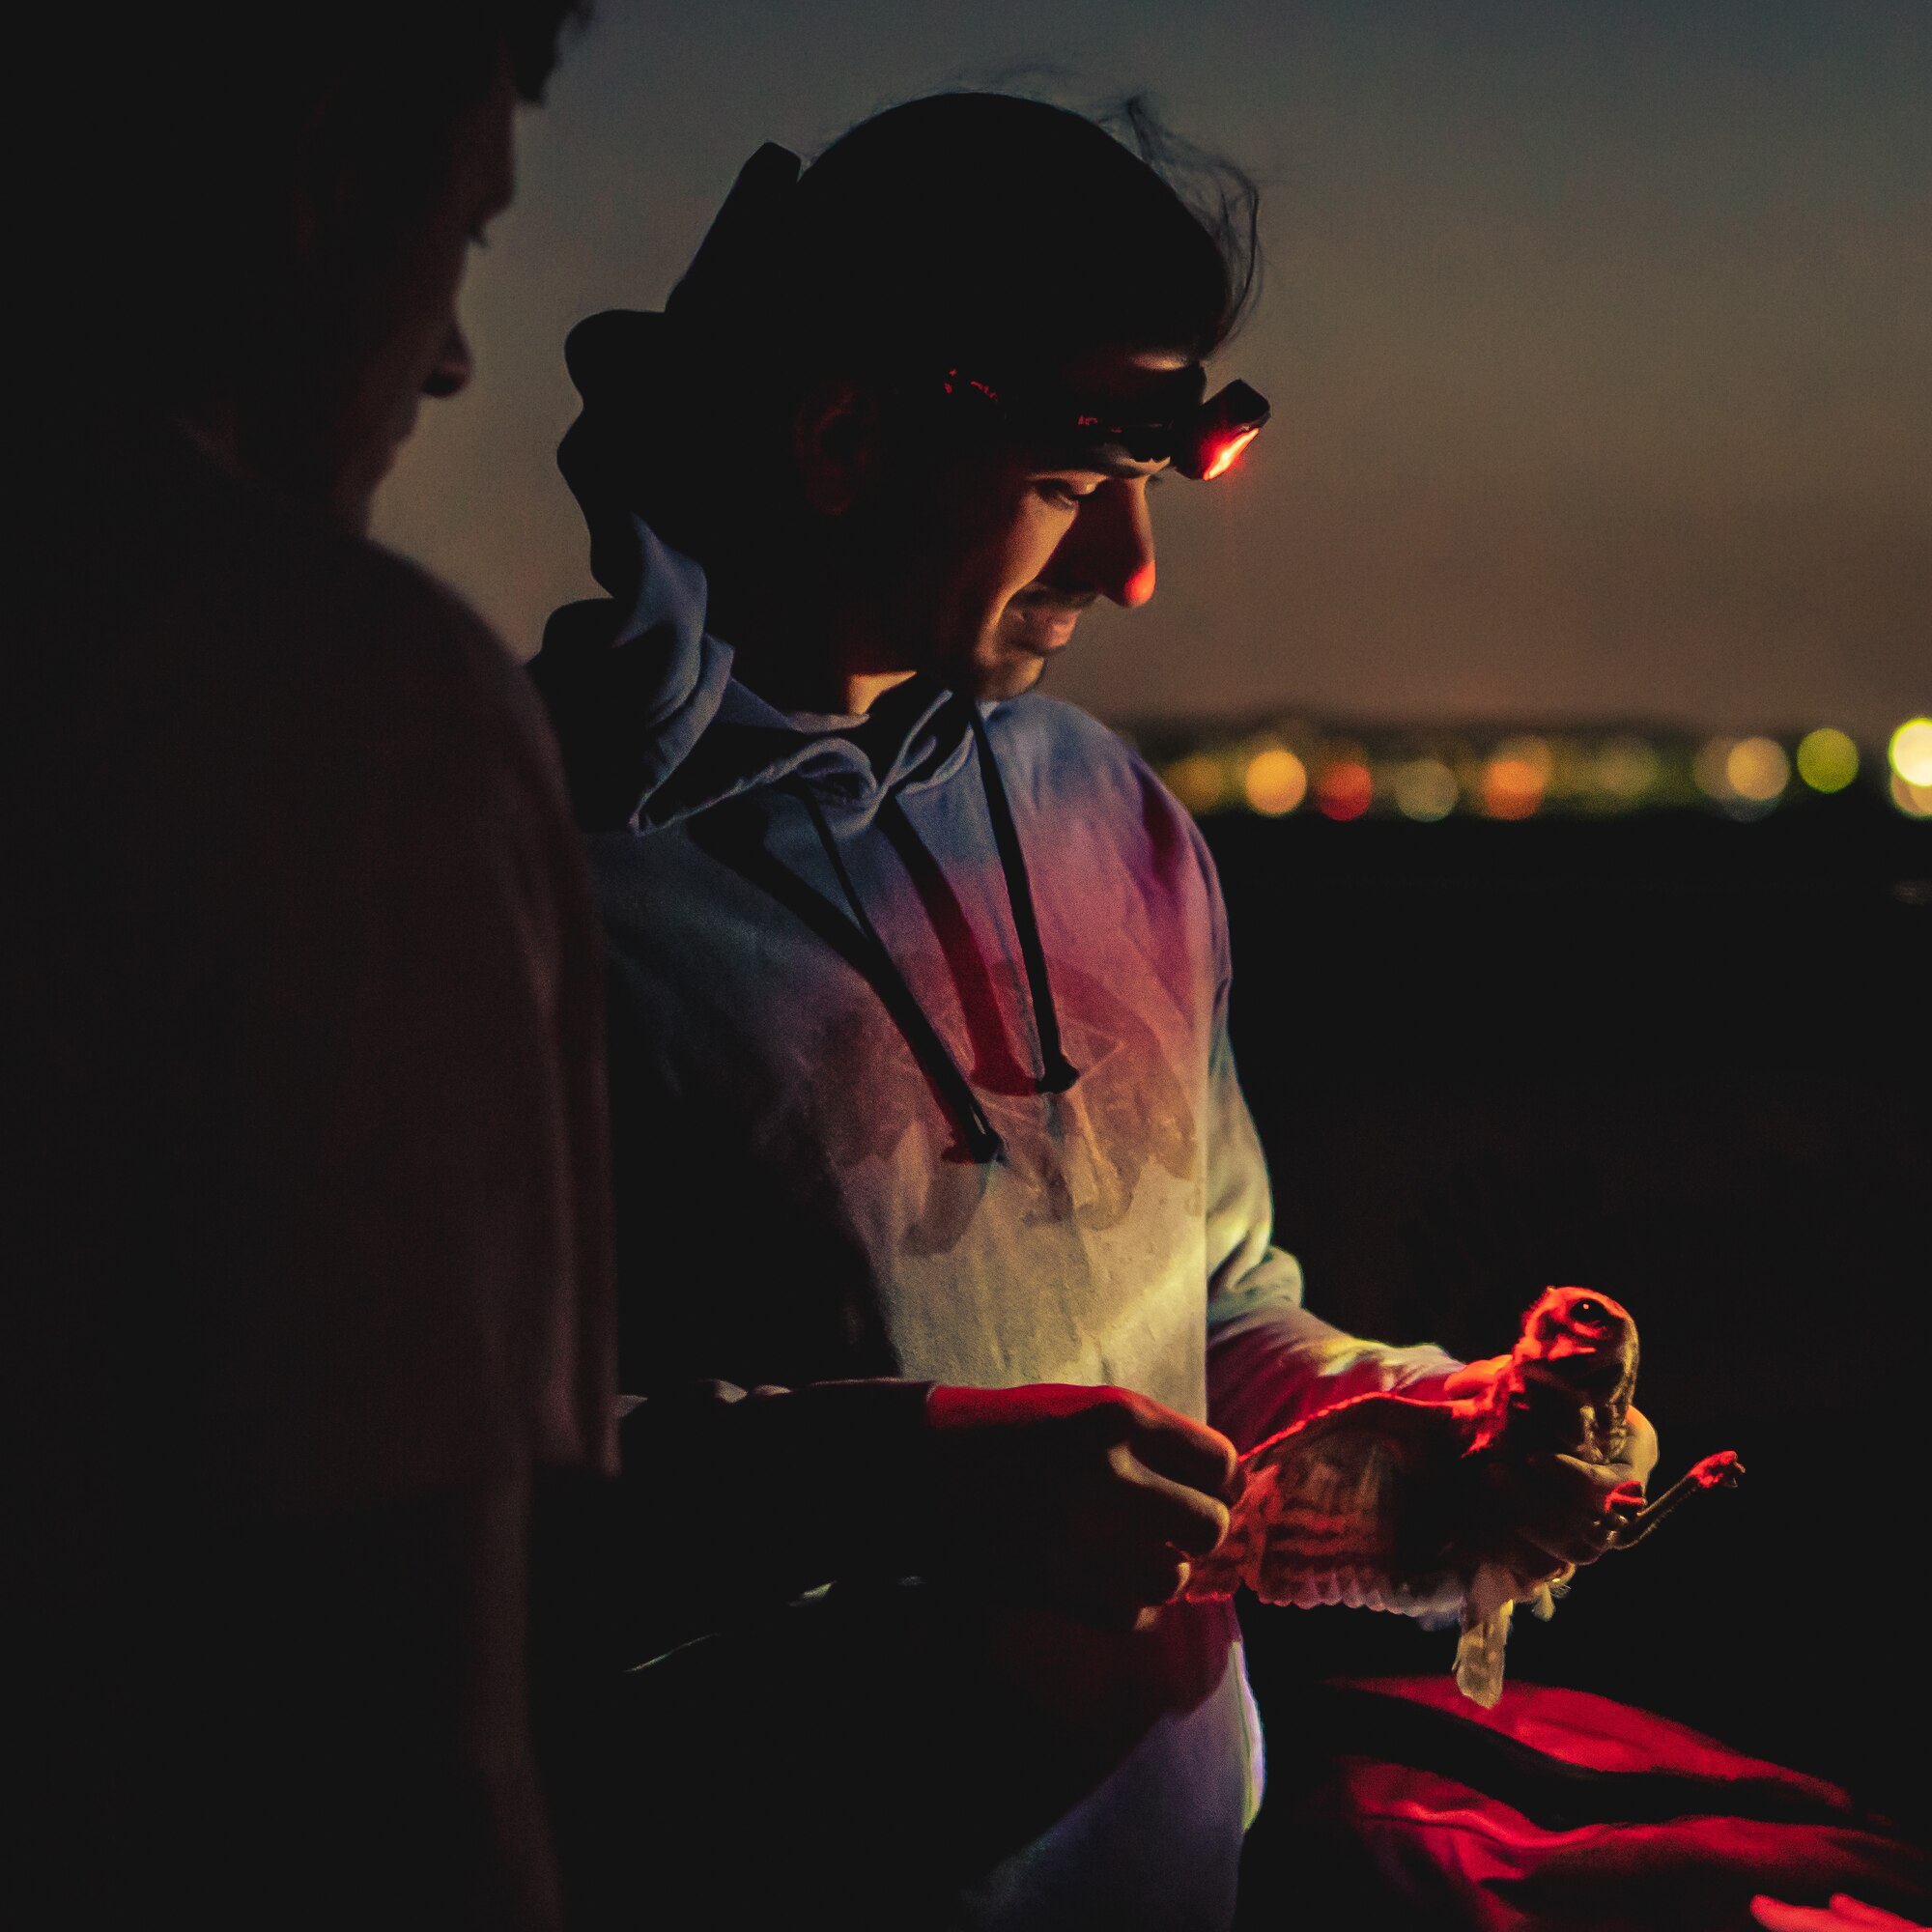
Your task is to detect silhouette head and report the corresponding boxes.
[27,3,585,529]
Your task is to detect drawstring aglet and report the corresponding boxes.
[1037,1054,1079,1094]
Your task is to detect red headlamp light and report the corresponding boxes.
[1173,381,1271,480]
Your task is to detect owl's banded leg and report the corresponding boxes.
[1609,1450,1744,1549]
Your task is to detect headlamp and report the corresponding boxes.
[933,367,1270,480]
[1182,381,1271,480]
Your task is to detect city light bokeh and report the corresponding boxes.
[1164,754,1227,816]
[1796,727,1860,794]
[1890,719,1932,786]
[1315,755,1375,821]
[1242,747,1308,816]
[1594,737,1662,803]
[1146,719,1930,825]
[1482,736,1551,819]
[1887,719,1932,819]
[1690,735,1788,813]
[1725,736,1790,805]
[1393,758,1459,822]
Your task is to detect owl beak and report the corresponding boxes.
[1547,1335,1603,1359]
[1529,1338,1624,1397]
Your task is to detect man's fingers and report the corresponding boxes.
[1502,1452,1634,1563]
[1047,1549,1191,1627]
[1511,1516,1614,1570]
[1116,1549,1191,1609]
[1572,1517,1622,1562]
[1549,1450,1629,1495]
[1118,1402,1239,1501]
[1489,1532,1570,1596]
[1110,1453,1233,1557]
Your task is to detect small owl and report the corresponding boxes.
[1186,1287,1740,1705]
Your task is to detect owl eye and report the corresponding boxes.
[1572,1298,1606,1324]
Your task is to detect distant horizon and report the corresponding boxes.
[1103,700,1914,750]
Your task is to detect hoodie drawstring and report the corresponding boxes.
[794,782,1006,1163]
[791,707,1079,1165]
[964,706,1079,1094]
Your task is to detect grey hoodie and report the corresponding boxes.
[532,505,1456,1929]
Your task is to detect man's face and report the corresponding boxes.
[872,348,1184,700]
[250,56,518,529]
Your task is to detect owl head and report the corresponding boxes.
[1512,1286,1639,1429]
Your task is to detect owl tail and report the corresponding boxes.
[1454,1564,1520,1708]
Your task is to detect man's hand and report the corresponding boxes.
[1442,1356,1660,1576]
[923,1384,1238,1631]
[1486,1404,1660,1576]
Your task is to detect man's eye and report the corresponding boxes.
[1037,480,1098,509]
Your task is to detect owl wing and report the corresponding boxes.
[1186,1393,1469,1617]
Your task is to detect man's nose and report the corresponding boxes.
[1066,481,1158,609]
[422,321,473,400]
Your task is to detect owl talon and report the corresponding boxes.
[1612,1449,1745,1548]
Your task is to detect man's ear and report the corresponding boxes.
[793,379,888,517]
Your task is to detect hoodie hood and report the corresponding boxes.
[529,510,733,833]
[532,505,977,834]
[528,323,975,836]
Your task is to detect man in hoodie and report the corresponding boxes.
[532,95,1652,1929]
[10,7,611,1924]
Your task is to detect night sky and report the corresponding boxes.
[374,0,1929,747]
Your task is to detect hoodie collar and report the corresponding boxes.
[531,508,978,834]
[647,673,973,824]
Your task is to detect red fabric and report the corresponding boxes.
[1289,1679,1927,1932]
[1350,1674,1852,1795]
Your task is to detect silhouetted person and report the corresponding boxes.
[7,7,611,1924]
[531,95,1653,1929]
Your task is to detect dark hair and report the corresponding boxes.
[771,92,1257,371]
[24,2,587,400]
[567,91,1261,580]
